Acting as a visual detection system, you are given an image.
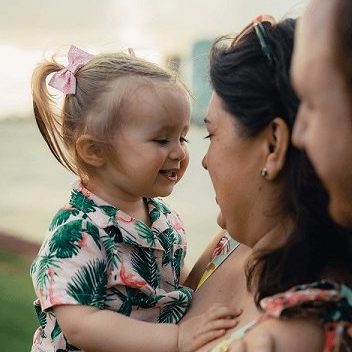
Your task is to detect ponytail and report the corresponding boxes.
[32,60,77,174]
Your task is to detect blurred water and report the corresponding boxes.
[0,119,220,266]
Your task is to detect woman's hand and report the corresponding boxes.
[177,303,242,352]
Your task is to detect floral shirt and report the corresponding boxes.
[260,281,352,352]
[30,182,192,352]
[212,281,352,352]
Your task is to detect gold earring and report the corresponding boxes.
[260,168,268,178]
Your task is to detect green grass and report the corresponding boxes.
[0,251,38,351]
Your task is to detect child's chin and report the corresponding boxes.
[158,189,173,197]
[148,187,174,198]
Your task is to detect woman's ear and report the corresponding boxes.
[263,118,290,180]
[76,135,106,167]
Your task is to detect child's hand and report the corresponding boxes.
[177,303,242,352]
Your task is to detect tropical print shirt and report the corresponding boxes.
[211,280,352,352]
[30,181,192,352]
[260,280,352,352]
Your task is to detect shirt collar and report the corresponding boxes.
[69,181,172,251]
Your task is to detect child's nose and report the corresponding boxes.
[169,142,187,161]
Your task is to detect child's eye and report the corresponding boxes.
[180,137,189,144]
[154,139,169,145]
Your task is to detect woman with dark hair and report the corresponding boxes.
[181,16,352,352]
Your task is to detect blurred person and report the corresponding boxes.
[30,46,239,352]
[292,0,352,229]
[181,16,352,352]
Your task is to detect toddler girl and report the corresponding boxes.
[30,46,238,352]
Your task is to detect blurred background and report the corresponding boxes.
[0,0,307,350]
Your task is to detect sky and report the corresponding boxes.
[0,0,308,119]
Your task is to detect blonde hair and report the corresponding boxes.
[32,51,187,181]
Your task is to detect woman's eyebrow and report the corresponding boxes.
[204,117,211,124]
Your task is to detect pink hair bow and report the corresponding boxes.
[48,45,94,95]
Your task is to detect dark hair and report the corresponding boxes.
[335,0,352,91]
[209,18,352,306]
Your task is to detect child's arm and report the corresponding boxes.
[54,302,238,352]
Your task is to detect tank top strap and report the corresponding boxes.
[211,320,257,352]
[196,232,240,291]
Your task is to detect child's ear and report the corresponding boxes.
[76,135,105,167]
[263,118,290,180]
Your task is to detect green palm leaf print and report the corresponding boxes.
[70,190,96,213]
[86,221,101,250]
[33,253,60,289]
[123,236,138,247]
[135,221,156,246]
[105,225,123,244]
[34,303,47,337]
[51,320,62,340]
[67,259,107,308]
[158,290,191,323]
[150,208,161,222]
[173,248,183,287]
[109,287,162,316]
[49,220,83,259]
[125,286,162,308]
[101,233,120,268]
[131,247,160,289]
[158,228,176,267]
[110,287,132,316]
[149,199,171,215]
[100,205,117,219]
[49,208,78,231]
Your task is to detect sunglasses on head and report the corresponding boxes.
[231,15,276,65]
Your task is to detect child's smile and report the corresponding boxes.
[159,168,179,182]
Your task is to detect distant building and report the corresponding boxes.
[165,40,212,125]
[191,40,212,124]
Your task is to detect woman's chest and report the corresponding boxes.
[182,246,261,351]
[183,246,254,320]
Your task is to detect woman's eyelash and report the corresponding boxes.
[204,134,212,139]
[181,137,190,143]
